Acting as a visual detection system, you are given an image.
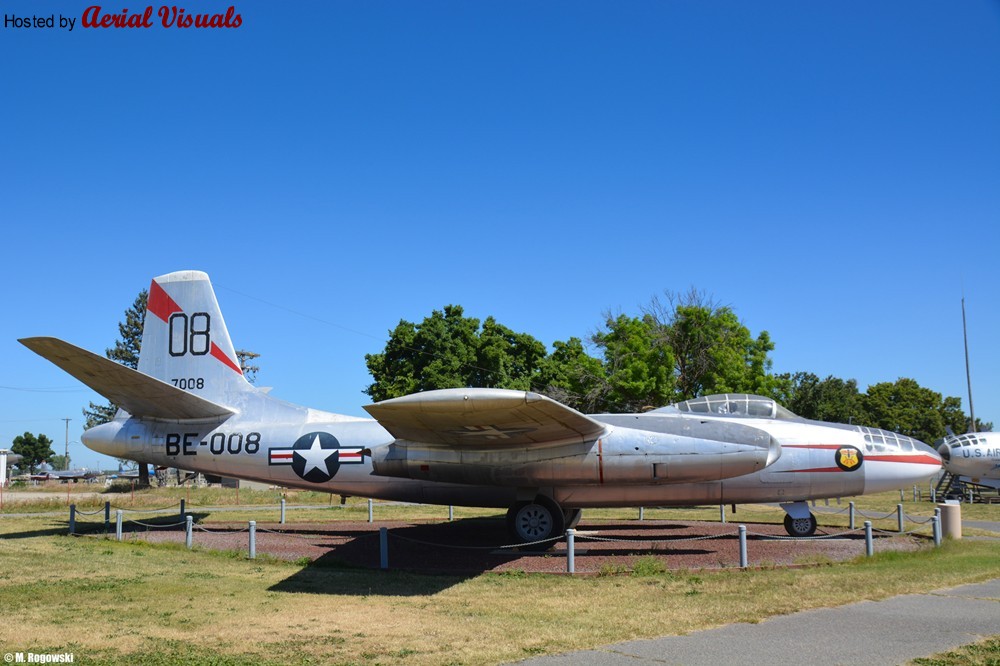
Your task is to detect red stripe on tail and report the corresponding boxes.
[211,343,243,376]
[147,280,183,323]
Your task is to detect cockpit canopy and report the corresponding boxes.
[935,432,986,462]
[855,426,917,452]
[666,393,799,420]
[939,433,986,448]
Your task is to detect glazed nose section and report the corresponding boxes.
[923,440,943,468]
[863,437,942,493]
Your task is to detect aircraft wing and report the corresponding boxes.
[364,388,607,448]
[19,337,234,421]
[50,470,98,480]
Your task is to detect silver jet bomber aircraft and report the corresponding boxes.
[937,431,1000,490]
[20,271,942,547]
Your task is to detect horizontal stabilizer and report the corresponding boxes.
[19,337,234,421]
[364,388,607,448]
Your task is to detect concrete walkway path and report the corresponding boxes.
[515,578,1000,665]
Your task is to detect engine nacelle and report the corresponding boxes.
[370,424,779,487]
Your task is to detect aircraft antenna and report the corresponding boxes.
[962,297,976,433]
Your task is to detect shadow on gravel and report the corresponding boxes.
[270,517,528,595]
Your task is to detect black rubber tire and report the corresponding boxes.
[506,496,565,551]
[783,512,818,537]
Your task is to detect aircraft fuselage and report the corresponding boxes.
[84,391,940,509]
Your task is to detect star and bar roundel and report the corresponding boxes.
[268,432,366,483]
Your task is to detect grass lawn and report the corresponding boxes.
[1,489,998,665]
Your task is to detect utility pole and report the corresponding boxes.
[62,418,71,470]
[962,298,976,433]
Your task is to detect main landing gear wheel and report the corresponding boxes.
[563,508,583,529]
[783,512,818,537]
[506,496,565,551]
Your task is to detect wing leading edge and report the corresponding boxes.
[364,388,607,448]
[19,337,234,421]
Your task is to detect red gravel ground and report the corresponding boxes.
[102,516,927,574]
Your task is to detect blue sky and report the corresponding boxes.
[2,1,998,470]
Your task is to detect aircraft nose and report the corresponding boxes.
[82,421,128,458]
[913,438,943,466]
[862,434,942,493]
[936,440,951,464]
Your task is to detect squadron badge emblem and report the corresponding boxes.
[835,446,863,472]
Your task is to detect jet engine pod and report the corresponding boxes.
[370,427,779,487]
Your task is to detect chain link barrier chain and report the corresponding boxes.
[854,508,898,520]
[193,524,250,534]
[389,532,562,551]
[127,518,189,529]
[746,528,861,541]
[255,527,357,541]
[72,507,106,516]
[576,532,728,544]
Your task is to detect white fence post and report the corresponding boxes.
[566,529,575,574]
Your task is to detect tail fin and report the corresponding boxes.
[139,271,253,404]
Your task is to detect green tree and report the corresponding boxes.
[781,372,866,424]
[589,314,675,412]
[778,372,987,438]
[83,290,148,430]
[82,290,149,485]
[535,337,606,412]
[11,432,55,474]
[861,378,952,444]
[547,291,781,412]
[364,305,547,402]
[940,396,967,436]
[473,318,547,391]
[937,396,992,434]
[365,292,786,414]
[647,290,781,401]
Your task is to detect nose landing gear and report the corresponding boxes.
[780,501,817,537]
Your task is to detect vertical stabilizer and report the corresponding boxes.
[138,271,253,405]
